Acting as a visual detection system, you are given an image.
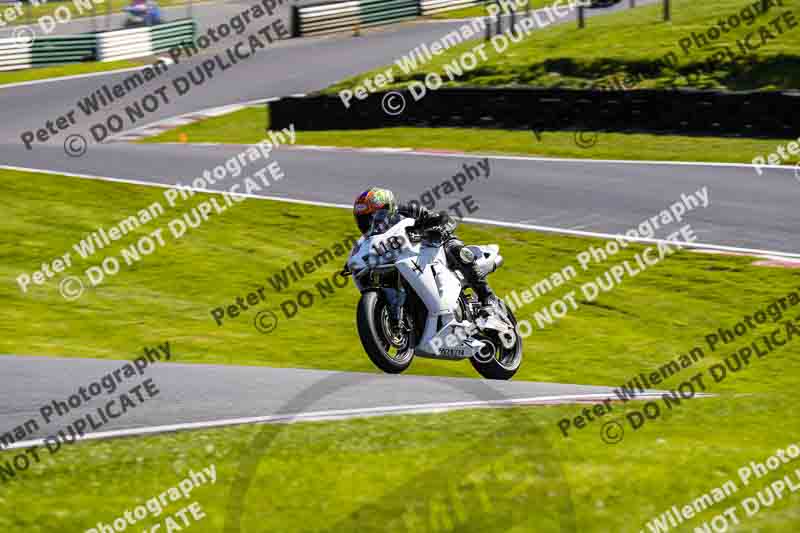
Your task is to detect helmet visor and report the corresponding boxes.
[355,213,373,235]
[356,209,392,236]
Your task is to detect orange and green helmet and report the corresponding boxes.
[353,187,397,234]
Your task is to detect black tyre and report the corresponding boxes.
[357,291,416,374]
[470,301,523,380]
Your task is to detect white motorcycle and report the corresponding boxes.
[344,212,523,380]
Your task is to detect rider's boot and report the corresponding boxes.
[384,287,410,333]
[474,281,501,319]
[444,239,502,319]
[458,264,499,318]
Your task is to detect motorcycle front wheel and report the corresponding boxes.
[357,291,416,374]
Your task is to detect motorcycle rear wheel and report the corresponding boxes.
[357,291,416,374]
[470,300,523,380]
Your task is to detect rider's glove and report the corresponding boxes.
[398,203,457,236]
[419,211,456,235]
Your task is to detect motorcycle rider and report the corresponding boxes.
[352,187,499,317]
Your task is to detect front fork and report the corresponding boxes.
[382,285,407,331]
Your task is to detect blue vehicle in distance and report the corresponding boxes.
[123,0,162,28]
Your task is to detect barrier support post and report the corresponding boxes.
[290,5,300,37]
[485,16,490,41]
[578,6,584,28]
[663,0,670,21]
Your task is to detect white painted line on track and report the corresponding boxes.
[2,163,799,260]
[158,142,795,174]
[357,147,414,152]
[104,102,250,142]
[0,164,354,210]
[460,215,800,260]
[277,144,800,173]
[0,391,675,450]
[239,96,280,105]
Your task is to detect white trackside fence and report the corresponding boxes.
[0,18,195,71]
[291,0,486,36]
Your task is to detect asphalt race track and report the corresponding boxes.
[4,143,799,254]
[0,355,653,446]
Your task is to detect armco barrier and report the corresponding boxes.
[150,18,196,53]
[31,34,97,66]
[97,26,154,62]
[420,0,485,15]
[98,19,196,61]
[1,34,96,70]
[292,0,437,37]
[0,38,32,71]
[0,19,194,71]
[269,88,800,138]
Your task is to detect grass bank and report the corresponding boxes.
[1,395,799,532]
[326,0,800,91]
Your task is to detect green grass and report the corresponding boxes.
[3,168,800,391]
[142,106,800,166]
[2,395,800,532]
[426,0,550,20]
[325,0,800,91]
[0,58,151,87]
[3,169,800,532]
